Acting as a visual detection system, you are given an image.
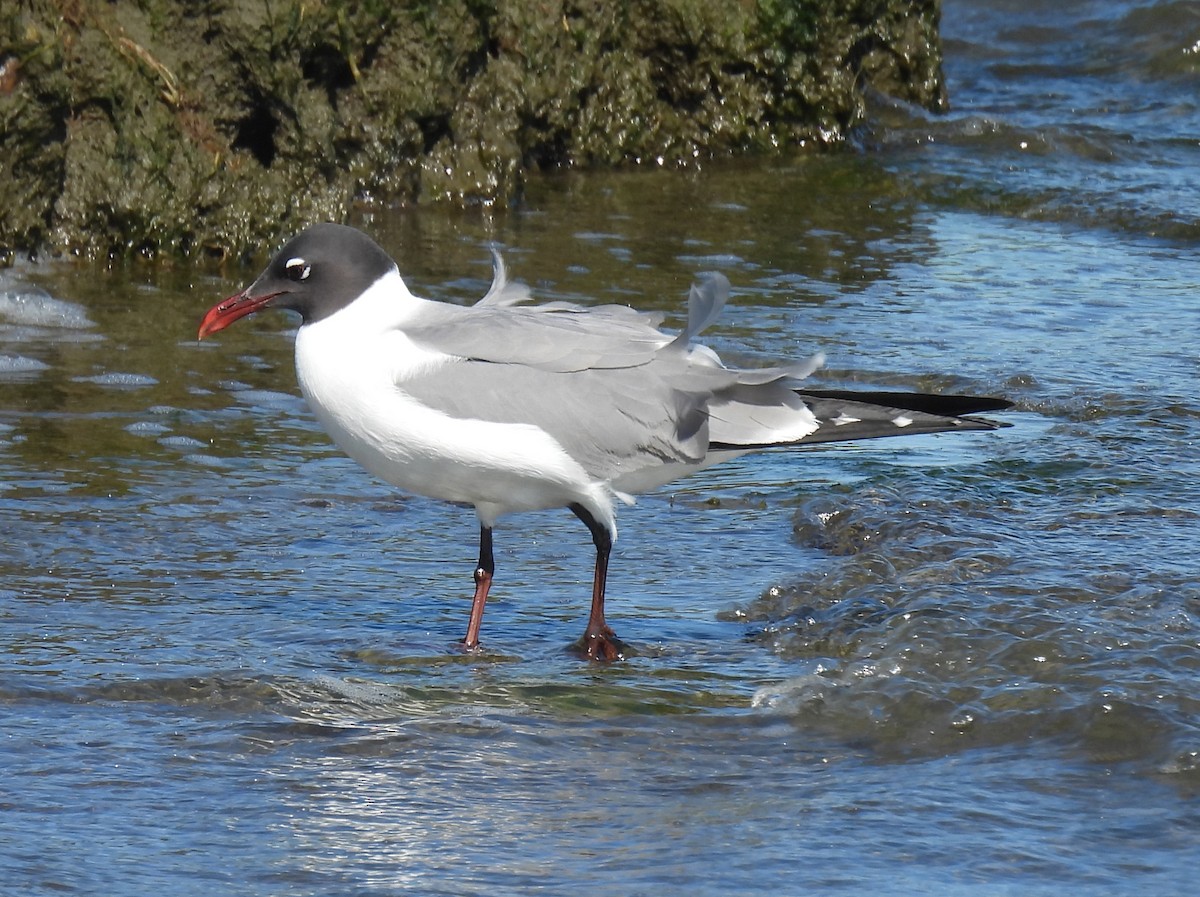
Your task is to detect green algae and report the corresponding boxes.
[0,0,946,261]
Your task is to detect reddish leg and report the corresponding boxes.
[570,504,627,661]
[462,525,493,649]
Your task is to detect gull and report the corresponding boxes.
[198,223,1010,659]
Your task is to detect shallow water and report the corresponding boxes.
[3,1,1200,894]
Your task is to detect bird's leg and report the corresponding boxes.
[569,504,626,661]
[462,525,493,649]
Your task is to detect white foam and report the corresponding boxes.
[0,354,50,376]
[158,435,208,450]
[0,283,94,329]
[74,372,159,388]
[125,421,172,437]
[233,388,305,411]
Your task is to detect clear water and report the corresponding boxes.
[3,1,1199,893]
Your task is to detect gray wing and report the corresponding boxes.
[399,280,719,481]
[393,277,1008,490]
[398,273,825,481]
[398,353,725,482]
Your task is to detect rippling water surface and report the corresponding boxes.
[3,1,1199,894]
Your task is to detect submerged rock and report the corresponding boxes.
[0,0,945,261]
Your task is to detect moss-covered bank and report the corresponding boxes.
[0,0,945,262]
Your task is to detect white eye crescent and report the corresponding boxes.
[285,257,312,282]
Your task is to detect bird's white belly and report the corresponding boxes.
[293,314,605,521]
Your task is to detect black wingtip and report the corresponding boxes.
[795,389,1014,419]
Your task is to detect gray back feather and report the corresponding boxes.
[404,300,671,372]
[475,250,533,307]
[669,272,729,348]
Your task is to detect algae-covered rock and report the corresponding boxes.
[0,0,946,261]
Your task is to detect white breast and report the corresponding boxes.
[291,270,616,528]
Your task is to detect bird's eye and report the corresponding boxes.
[284,257,311,282]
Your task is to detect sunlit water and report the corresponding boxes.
[3,1,1199,894]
